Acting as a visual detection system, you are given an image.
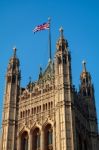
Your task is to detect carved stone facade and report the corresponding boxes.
[1,28,99,150]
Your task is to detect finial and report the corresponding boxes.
[29,76,32,83]
[40,66,42,74]
[39,65,42,79]
[13,47,17,57]
[48,17,51,23]
[82,60,86,72]
[59,26,64,38]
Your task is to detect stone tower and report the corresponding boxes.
[79,61,99,150]
[1,48,20,150]
[1,28,99,150]
[54,27,74,150]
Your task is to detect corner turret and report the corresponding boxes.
[80,60,94,97]
[54,28,74,150]
[1,47,21,150]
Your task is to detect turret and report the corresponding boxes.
[54,28,74,150]
[80,60,94,98]
[1,48,20,150]
[79,60,98,150]
[55,27,72,87]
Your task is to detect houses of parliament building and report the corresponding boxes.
[1,27,99,150]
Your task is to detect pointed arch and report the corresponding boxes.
[43,123,53,150]
[20,131,29,150]
[42,119,53,129]
[19,126,30,136]
[31,127,41,150]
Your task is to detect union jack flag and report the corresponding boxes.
[33,22,50,33]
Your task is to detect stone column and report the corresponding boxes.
[17,136,21,150]
[28,132,31,150]
[53,124,55,150]
[28,133,31,150]
[41,129,44,150]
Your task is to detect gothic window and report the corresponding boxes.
[79,134,82,150]
[34,107,36,114]
[88,89,90,96]
[83,78,85,84]
[63,55,66,64]
[43,104,45,111]
[35,88,38,93]
[21,131,28,150]
[46,84,49,89]
[51,102,53,108]
[7,76,11,83]
[86,78,88,84]
[62,45,65,51]
[84,140,87,150]
[26,110,27,117]
[28,109,30,116]
[59,45,61,51]
[48,129,53,145]
[48,102,50,109]
[32,108,33,114]
[12,75,16,83]
[32,128,40,150]
[37,106,39,113]
[20,112,22,118]
[36,132,40,149]
[68,53,71,61]
[39,105,41,112]
[13,64,16,70]
[58,56,61,64]
[23,111,25,117]
[83,88,86,96]
[46,103,47,110]
[44,124,53,150]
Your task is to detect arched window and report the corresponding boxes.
[26,110,27,117]
[88,89,90,96]
[48,102,50,109]
[83,78,85,84]
[83,88,86,96]
[34,107,36,114]
[44,124,53,150]
[58,56,61,64]
[23,111,25,117]
[21,131,28,150]
[32,128,40,150]
[51,102,53,108]
[48,129,53,145]
[46,103,47,110]
[20,112,22,118]
[32,108,33,114]
[63,55,66,64]
[79,134,82,150]
[28,109,30,116]
[84,140,87,150]
[43,104,45,111]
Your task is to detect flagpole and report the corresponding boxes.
[48,17,52,62]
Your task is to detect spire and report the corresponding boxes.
[39,65,43,79]
[56,27,68,51]
[29,76,32,83]
[80,61,94,97]
[80,60,92,87]
[82,60,86,72]
[59,26,64,39]
[13,47,17,57]
[7,47,20,73]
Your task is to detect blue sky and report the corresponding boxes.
[0,0,99,131]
